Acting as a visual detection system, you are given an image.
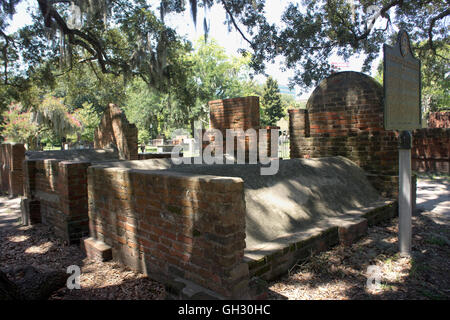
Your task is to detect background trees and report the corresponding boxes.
[260,77,284,126]
[123,37,260,141]
[1,1,448,92]
[0,1,448,145]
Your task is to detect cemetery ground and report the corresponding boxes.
[0,175,448,300]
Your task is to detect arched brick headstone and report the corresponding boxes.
[289,71,399,196]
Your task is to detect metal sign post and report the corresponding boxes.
[398,131,412,256]
[383,30,421,257]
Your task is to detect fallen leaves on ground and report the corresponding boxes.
[0,198,166,300]
[268,210,450,300]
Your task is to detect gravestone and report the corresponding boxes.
[94,104,138,160]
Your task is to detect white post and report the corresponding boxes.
[398,131,412,256]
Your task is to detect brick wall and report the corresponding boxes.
[23,159,91,243]
[0,143,25,196]
[209,96,260,132]
[94,104,138,160]
[289,72,400,197]
[428,112,450,128]
[412,128,450,173]
[87,166,249,298]
[208,97,278,159]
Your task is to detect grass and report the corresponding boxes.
[425,235,448,246]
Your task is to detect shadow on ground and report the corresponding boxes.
[0,196,165,300]
[267,207,450,300]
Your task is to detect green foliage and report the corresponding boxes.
[138,130,151,145]
[54,61,127,113]
[374,40,449,114]
[1,102,38,144]
[1,1,448,94]
[418,41,449,113]
[261,77,284,126]
[73,102,101,142]
[123,37,260,137]
[123,78,169,139]
[31,96,79,138]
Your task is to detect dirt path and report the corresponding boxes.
[0,198,21,231]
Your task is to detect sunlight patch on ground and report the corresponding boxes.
[25,241,54,254]
[8,235,30,243]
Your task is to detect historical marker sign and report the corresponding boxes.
[383,30,421,130]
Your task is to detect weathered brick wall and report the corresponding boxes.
[0,143,25,196]
[209,96,260,132]
[208,97,260,158]
[23,159,91,243]
[428,112,450,128]
[289,72,400,197]
[208,97,278,159]
[94,104,138,160]
[412,128,450,173]
[87,166,249,298]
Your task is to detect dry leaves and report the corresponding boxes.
[0,197,165,300]
[268,211,450,300]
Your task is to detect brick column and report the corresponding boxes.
[58,161,91,244]
[262,126,280,158]
[289,109,309,158]
[21,159,41,225]
[0,143,25,196]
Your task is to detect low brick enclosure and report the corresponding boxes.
[86,162,248,298]
[289,72,400,197]
[94,104,138,160]
[21,149,120,244]
[0,143,25,197]
[85,156,399,299]
[412,128,450,174]
[288,71,449,196]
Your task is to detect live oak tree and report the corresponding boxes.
[1,0,448,99]
[1,0,191,93]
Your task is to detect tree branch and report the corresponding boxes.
[36,0,120,76]
[428,8,450,53]
[0,29,14,84]
[354,0,402,41]
[220,0,252,46]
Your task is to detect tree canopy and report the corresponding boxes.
[1,1,448,93]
